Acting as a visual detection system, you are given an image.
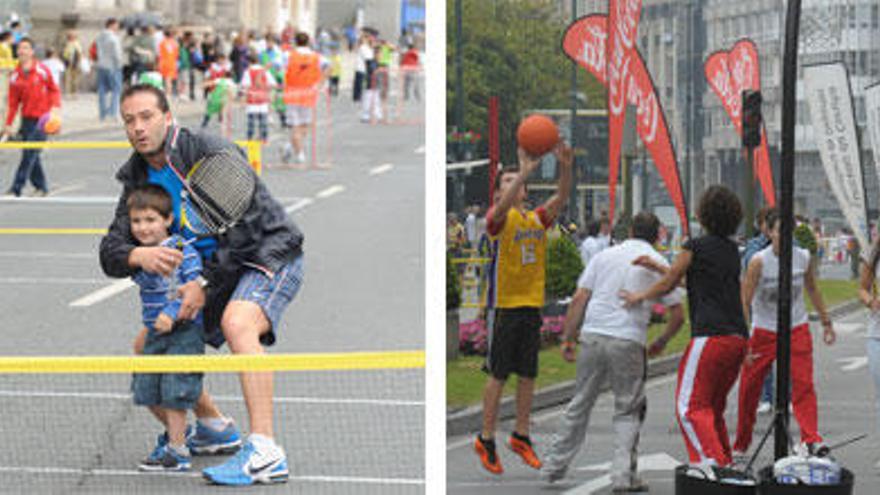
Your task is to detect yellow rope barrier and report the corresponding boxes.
[0,351,425,374]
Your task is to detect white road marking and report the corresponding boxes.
[0,389,423,407]
[415,145,425,154]
[0,196,307,206]
[69,279,135,307]
[48,181,86,196]
[447,374,679,452]
[0,196,119,204]
[838,356,868,372]
[369,163,394,175]
[830,323,863,335]
[285,197,315,214]
[0,466,424,485]
[0,277,107,285]
[575,452,680,472]
[564,474,612,494]
[316,184,345,199]
[0,251,93,259]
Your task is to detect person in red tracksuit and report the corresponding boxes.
[621,185,748,469]
[2,37,61,197]
[734,211,835,457]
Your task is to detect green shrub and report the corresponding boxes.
[545,235,584,300]
[794,223,817,254]
[447,250,462,310]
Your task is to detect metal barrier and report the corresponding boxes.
[367,66,424,126]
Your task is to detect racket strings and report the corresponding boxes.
[185,150,256,235]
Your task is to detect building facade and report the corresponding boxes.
[571,0,880,230]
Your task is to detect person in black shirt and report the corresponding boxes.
[621,185,747,470]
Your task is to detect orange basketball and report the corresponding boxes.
[516,114,559,156]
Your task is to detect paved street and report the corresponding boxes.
[447,309,879,494]
[0,95,424,494]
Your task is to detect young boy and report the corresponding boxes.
[128,184,205,472]
[475,144,573,474]
[239,52,273,143]
[201,75,235,129]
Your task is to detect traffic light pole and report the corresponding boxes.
[744,146,755,239]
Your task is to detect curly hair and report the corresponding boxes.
[696,185,742,237]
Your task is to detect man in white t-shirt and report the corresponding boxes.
[579,216,611,269]
[541,211,685,491]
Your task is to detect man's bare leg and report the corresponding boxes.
[222,300,274,437]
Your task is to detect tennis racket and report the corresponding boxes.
[176,148,256,238]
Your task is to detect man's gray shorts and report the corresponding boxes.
[286,106,313,126]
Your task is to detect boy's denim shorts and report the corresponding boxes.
[132,320,204,410]
[205,256,304,348]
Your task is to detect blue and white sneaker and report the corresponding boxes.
[139,444,192,472]
[202,439,289,485]
[188,420,242,455]
[145,426,193,464]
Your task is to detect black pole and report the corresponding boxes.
[454,0,464,133]
[569,0,578,224]
[776,0,801,461]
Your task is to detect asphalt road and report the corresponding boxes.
[447,309,880,495]
[0,96,424,494]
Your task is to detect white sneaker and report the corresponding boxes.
[296,151,306,163]
[281,144,293,164]
[539,466,567,484]
[757,401,772,414]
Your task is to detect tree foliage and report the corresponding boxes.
[447,0,606,165]
[545,234,584,300]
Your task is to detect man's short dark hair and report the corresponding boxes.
[17,36,32,47]
[631,211,660,243]
[295,32,309,47]
[105,18,118,28]
[0,31,10,42]
[585,218,601,237]
[697,185,743,237]
[493,165,519,191]
[127,184,172,218]
[765,209,781,230]
[757,206,777,228]
[120,83,170,114]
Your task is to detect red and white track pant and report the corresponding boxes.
[676,335,746,466]
[733,324,821,452]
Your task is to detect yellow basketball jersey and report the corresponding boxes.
[488,207,550,308]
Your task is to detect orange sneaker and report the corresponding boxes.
[474,436,503,474]
[509,433,542,469]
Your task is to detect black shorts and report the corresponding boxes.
[486,307,542,380]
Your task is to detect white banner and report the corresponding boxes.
[803,63,870,253]
[864,83,880,197]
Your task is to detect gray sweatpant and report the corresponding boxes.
[542,332,647,485]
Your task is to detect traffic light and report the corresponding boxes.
[742,90,763,148]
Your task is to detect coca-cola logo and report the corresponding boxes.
[612,0,642,50]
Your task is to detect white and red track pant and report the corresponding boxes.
[733,324,822,452]
[676,335,746,467]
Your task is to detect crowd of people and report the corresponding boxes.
[448,145,872,489]
[0,17,422,194]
